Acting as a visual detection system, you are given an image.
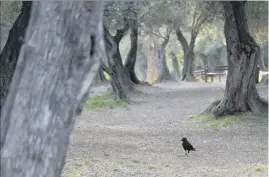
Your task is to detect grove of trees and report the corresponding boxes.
[0,1,268,177]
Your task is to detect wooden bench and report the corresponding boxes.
[194,65,260,83]
[214,65,227,82]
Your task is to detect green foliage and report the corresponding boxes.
[84,92,128,110]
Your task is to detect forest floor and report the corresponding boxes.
[62,81,268,177]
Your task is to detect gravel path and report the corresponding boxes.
[62,82,268,177]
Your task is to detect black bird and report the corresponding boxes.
[181,137,196,156]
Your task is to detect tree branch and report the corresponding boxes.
[113,16,129,44]
[176,27,189,52]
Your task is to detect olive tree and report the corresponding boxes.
[204,1,268,117]
[1,2,104,177]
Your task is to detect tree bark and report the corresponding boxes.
[155,35,173,83]
[124,6,140,84]
[92,67,108,86]
[208,2,268,117]
[0,1,32,115]
[104,25,130,101]
[170,52,181,80]
[146,42,158,84]
[1,2,104,177]
[176,27,197,81]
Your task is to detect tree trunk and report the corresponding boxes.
[209,2,268,117]
[170,52,181,80]
[146,42,158,84]
[92,67,108,86]
[1,2,104,177]
[181,49,196,81]
[111,46,132,90]
[258,47,268,71]
[124,6,140,84]
[104,22,131,101]
[0,1,32,115]
[155,36,173,83]
[176,28,197,81]
[109,64,128,101]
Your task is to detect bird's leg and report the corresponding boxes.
[185,151,187,156]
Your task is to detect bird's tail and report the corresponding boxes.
[193,148,196,151]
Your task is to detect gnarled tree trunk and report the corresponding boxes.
[155,35,173,83]
[176,28,197,81]
[208,2,268,117]
[124,5,140,84]
[103,25,129,101]
[146,42,158,84]
[170,51,181,81]
[0,1,32,115]
[1,2,104,177]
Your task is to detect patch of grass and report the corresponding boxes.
[195,113,212,122]
[83,159,89,165]
[209,120,219,131]
[221,115,240,128]
[249,164,268,172]
[126,163,136,168]
[84,92,128,110]
[132,159,140,164]
[195,113,241,131]
[113,168,121,172]
[142,165,155,170]
[63,172,81,177]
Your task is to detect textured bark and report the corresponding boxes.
[209,2,268,117]
[110,64,128,101]
[0,1,32,115]
[259,43,268,71]
[176,28,197,81]
[1,2,104,177]
[104,24,130,101]
[155,35,173,83]
[170,52,181,80]
[124,6,140,84]
[146,42,158,84]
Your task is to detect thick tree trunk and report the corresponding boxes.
[124,7,140,84]
[170,52,181,80]
[209,2,268,117]
[181,49,196,81]
[155,36,173,83]
[146,42,158,84]
[0,1,32,115]
[104,21,131,101]
[109,64,128,101]
[1,2,104,177]
[176,28,197,81]
[111,46,132,89]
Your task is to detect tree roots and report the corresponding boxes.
[203,97,268,118]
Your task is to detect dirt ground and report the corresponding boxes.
[62,82,268,177]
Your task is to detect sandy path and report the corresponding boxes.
[62,82,268,177]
